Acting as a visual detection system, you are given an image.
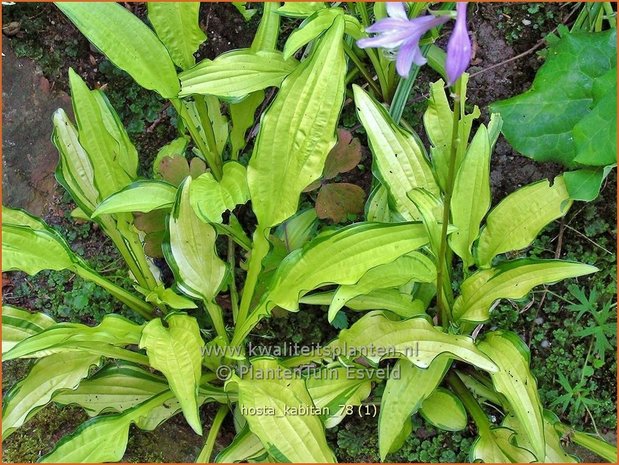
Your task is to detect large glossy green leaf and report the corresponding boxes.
[306,366,372,428]
[449,120,495,267]
[53,362,168,416]
[139,314,204,435]
[92,180,177,217]
[2,352,101,437]
[332,312,497,372]
[247,15,346,227]
[477,331,545,461]
[475,176,572,268]
[56,2,179,98]
[39,390,175,463]
[230,358,336,462]
[379,357,450,459]
[354,85,439,220]
[180,49,297,98]
[147,2,205,70]
[267,222,429,311]
[189,162,250,223]
[163,178,227,302]
[419,388,467,432]
[423,77,480,192]
[328,252,435,321]
[453,259,598,323]
[471,427,537,463]
[4,314,144,361]
[2,305,55,353]
[491,30,616,168]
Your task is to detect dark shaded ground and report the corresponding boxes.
[2,2,616,463]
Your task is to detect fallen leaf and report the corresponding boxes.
[315,183,365,223]
[323,128,363,179]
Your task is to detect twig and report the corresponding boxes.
[564,224,613,255]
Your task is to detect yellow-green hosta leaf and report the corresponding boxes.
[139,314,205,435]
[92,181,177,217]
[366,184,396,222]
[39,390,175,463]
[283,8,340,59]
[423,77,480,192]
[230,91,264,159]
[471,427,537,463]
[215,426,267,463]
[248,15,346,227]
[332,312,497,372]
[189,162,250,223]
[2,352,101,437]
[277,2,326,18]
[52,109,100,214]
[4,314,144,361]
[354,85,439,220]
[450,121,494,267]
[163,178,227,302]
[267,222,430,311]
[275,208,318,252]
[53,362,168,416]
[147,2,205,70]
[502,411,577,463]
[328,252,436,322]
[300,289,426,319]
[477,331,545,461]
[419,388,467,432]
[306,367,372,428]
[56,2,179,98]
[453,259,598,323]
[475,176,572,268]
[180,49,297,98]
[230,358,336,462]
[2,305,56,354]
[379,357,450,459]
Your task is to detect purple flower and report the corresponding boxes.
[446,3,472,85]
[357,2,449,78]
[356,2,472,83]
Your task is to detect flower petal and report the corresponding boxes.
[446,2,472,84]
[395,40,416,77]
[386,2,408,20]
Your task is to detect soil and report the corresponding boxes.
[1,2,616,463]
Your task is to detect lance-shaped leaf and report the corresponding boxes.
[39,390,175,463]
[301,289,426,319]
[354,85,439,220]
[57,2,179,98]
[379,357,450,459]
[283,7,340,59]
[475,176,572,268]
[503,411,577,463]
[2,305,55,354]
[53,362,169,416]
[216,426,267,463]
[306,367,372,428]
[163,178,227,302]
[477,331,545,461]
[180,49,297,98]
[147,2,205,70]
[267,222,429,311]
[92,180,177,217]
[4,314,144,361]
[328,252,435,322]
[453,259,598,323]
[2,352,101,437]
[189,162,250,223]
[229,358,336,462]
[423,77,480,192]
[449,120,495,267]
[420,388,467,432]
[139,314,205,435]
[471,427,537,463]
[248,15,346,227]
[332,312,497,372]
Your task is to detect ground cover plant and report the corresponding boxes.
[1,2,617,463]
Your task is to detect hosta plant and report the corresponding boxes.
[2,2,616,463]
